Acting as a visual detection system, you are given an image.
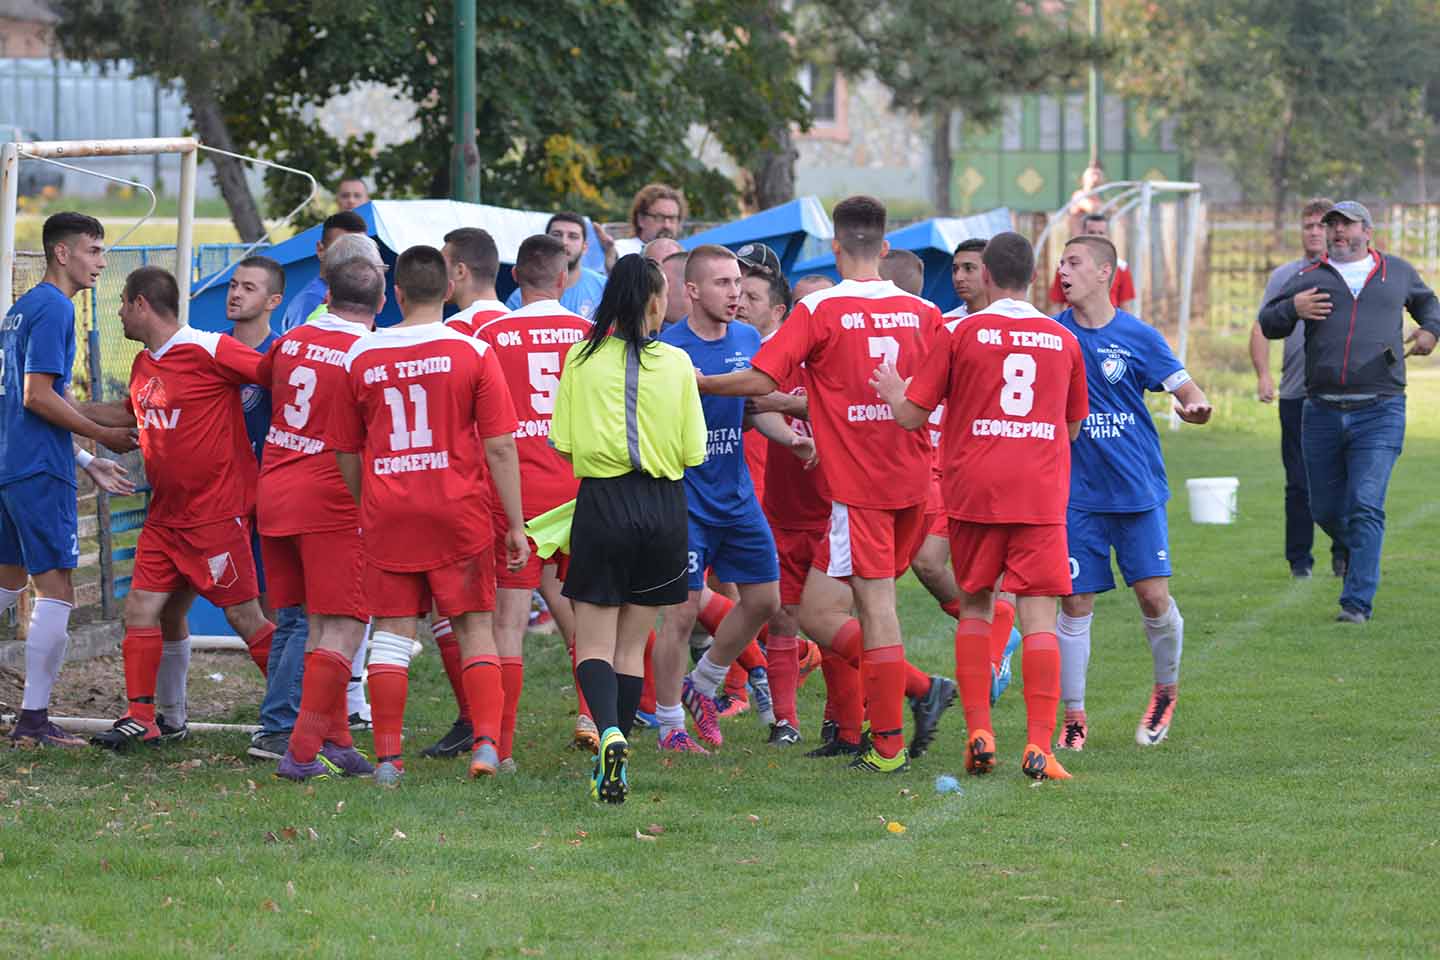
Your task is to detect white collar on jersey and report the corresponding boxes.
[341,320,489,369]
[306,311,372,336]
[147,324,220,360]
[449,298,508,323]
[972,297,1049,320]
[496,298,586,322]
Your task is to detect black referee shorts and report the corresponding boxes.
[563,472,689,607]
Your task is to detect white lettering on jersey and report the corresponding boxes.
[1006,330,1064,351]
[527,327,586,346]
[1082,411,1138,439]
[373,450,451,475]
[847,403,896,423]
[970,418,1056,440]
[265,425,328,454]
[706,426,742,458]
[871,311,920,330]
[395,356,453,378]
[302,343,350,367]
[363,365,389,385]
[139,408,181,430]
[514,419,553,439]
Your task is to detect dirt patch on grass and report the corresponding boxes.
[0,652,265,723]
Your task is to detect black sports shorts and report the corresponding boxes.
[562,471,689,607]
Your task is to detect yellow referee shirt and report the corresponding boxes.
[552,335,706,481]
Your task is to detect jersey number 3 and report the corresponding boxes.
[1000,353,1037,416]
[283,366,317,429]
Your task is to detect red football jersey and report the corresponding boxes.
[445,298,508,336]
[253,313,369,537]
[906,298,1089,525]
[743,428,768,507]
[330,322,518,571]
[752,278,939,510]
[762,371,831,531]
[128,326,264,527]
[473,300,588,518]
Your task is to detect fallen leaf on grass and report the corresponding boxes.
[437,832,447,845]
[286,881,297,899]
[264,831,279,844]
[391,829,407,840]
[306,827,319,841]
[261,898,280,913]
[160,897,173,907]
[100,858,111,871]
[575,830,588,838]
[520,948,543,957]
[634,829,656,842]
[528,842,543,850]
[736,857,759,865]
[566,839,583,847]
[334,801,345,814]
[280,827,298,842]
[246,780,258,793]
[886,821,907,834]
[645,824,664,836]
[746,814,760,824]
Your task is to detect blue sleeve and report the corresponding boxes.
[505,288,522,310]
[23,294,72,376]
[1141,323,1185,392]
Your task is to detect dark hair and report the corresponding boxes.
[1064,235,1117,274]
[981,232,1035,289]
[1082,213,1109,227]
[327,259,385,315]
[442,227,499,285]
[578,253,665,365]
[546,211,588,236]
[337,176,367,189]
[321,211,368,243]
[123,266,179,317]
[42,211,104,263]
[394,246,449,303]
[235,254,285,296]
[953,238,987,255]
[879,249,924,296]
[629,183,687,232]
[833,195,887,257]
[742,266,791,312]
[1302,196,1336,219]
[514,234,568,290]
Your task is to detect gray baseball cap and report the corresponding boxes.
[1322,201,1372,229]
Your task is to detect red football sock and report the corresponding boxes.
[723,660,749,699]
[696,591,734,636]
[821,648,863,743]
[941,597,962,620]
[831,618,863,668]
[570,641,592,718]
[904,661,932,699]
[819,649,838,723]
[122,625,163,725]
[291,648,349,763]
[367,663,409,763]
[861,644,906,759]
[326,688,354,750]
[244,621,275,678]
[499,656,524,760]
[766,633,799,726]
[954,618,993,735]
[1021,632,1061,750]
[638,630,656,714]
[990,599,1016,669]
[432,618,468,716]
[462,655,503,751]
[736,639,767,672]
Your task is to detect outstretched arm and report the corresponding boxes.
[867,362,930,431]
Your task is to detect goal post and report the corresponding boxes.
[0,136,199,323]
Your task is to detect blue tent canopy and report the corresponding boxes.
[189,199,609,334]
[788,207,1013,312]
[681,196,833,273]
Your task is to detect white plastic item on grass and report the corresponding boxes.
[1186,477,1239,524]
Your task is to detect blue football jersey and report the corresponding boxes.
[1055,308,1190,513]
[0,283,78,487]
[506,268,607,320]
[659,318,762,525]
[232,330,277,463]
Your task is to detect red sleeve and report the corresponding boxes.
[329,369,364,453]
[752,301,817,386]
[1112,266,1136,304]
[1048,269,1066,308]
[255,343,277,390]
[472,344,518,439]
[213,334,265,384]
[1065,339,1090,423]
[905,331,953,412]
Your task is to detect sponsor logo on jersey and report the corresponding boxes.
[240,383,265,411]
[207,551,239,589]
[136,376,181,429]
[1101,356,1127,384]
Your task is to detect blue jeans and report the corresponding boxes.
[1280,398,1346,571]
[1301,396,1405,616]
[259,606,309,735]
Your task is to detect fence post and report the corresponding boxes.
[89,306,117,620]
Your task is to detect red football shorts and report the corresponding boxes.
[133,517,259,607]
[773,525,826,606]
[923,510,949,539]
[925,473,944,516]
[948,519,1072,597]
[364,550,497,618]
[492,531,568,590]
[260,527,366,619]
[813,502,926,581]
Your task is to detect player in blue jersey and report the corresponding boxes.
[279,212,369,333]
[1052,235,1212,751]
[504,212,607,320]
[1,212,139,746]
[653,245,814,752]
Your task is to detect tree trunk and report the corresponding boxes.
[1268,100,1294,235]
[932,109,953,215]
[750,123,797,211]
[185,87,266,243]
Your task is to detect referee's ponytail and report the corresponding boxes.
[578,253,666,366]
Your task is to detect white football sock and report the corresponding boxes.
[347,622,371,719]
[156,635,192,727]
[1142,599,1183,686]
[1056,610,1093,711]
[656,703,686,739]
[688,651,729,698]
[21,598,72,711]
[0,584,22,618]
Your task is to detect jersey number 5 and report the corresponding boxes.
[1000,353,1037,416]
[528,351,560,415]
[283,366,317,429]
[383,384,433,451]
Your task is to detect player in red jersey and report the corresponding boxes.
[255,256,386,781]
[441,227,508,335]
[874,231,1089,781]
[330,246,527,786]
[91,267,276,750]
[464,234,591,772]
[699,196,952,774]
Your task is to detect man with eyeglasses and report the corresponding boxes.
[598,183,688,270]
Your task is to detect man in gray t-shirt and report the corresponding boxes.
[1249,198,1347,578]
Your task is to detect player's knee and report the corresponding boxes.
[222,601,268,637]
[1133,579,1171,618]
[369,629,415,669]
[1061,593,1095,618]
[123,591,162,627]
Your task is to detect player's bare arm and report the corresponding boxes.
[24,371,138,453]
[1248,323,1275,402]
[867,362,928,430]
[335,450,362,503]
[745,410,816,468]
[1172,380,1213,425]
[697,368,778,397]
[483,433,531,572]
[82,455,135,495]
[745,391,807,419]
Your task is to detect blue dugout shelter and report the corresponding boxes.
[681,196,833,273]
[788,207,1013,313]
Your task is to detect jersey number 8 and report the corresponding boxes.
[1000,353,1037,417]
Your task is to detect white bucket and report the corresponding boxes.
[1186,477,1239,524]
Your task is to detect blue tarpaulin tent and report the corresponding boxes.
[681,196,833,273]
[788,208,1013,312]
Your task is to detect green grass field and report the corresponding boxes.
[3,374,1439,958]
